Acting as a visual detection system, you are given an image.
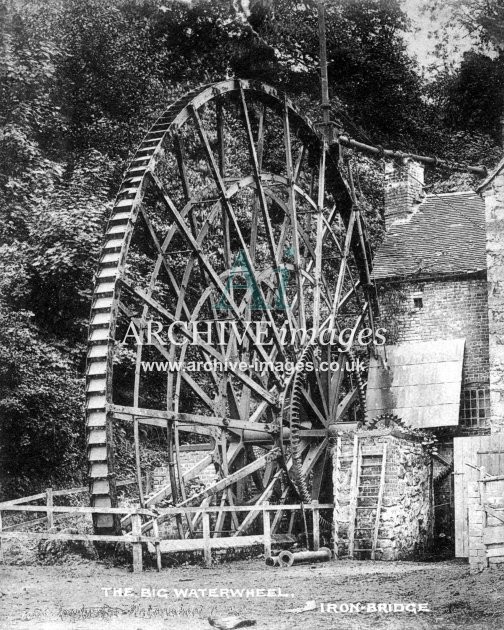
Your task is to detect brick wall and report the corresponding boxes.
[378,278,490,391]
[384,159,424,230]
[152,450,218,496]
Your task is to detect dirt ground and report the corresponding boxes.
[2,556,504,630]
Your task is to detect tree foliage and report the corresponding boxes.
[0,0,501,497]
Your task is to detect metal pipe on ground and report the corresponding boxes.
[265,555,280,567]
[278,547,331,567]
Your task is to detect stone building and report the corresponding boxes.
[372,159,490,432]
[366,158,491,553]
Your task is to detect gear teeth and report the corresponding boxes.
[348,348,366,418]
[288,345,315,504]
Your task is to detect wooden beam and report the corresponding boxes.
[152,519,162,572]
[131,514,143,573]
[203,512,212,567]
[1,503,333,516]
[45,488,54,530]
[108,403,275,434]
[371,443,387,561]
[312,500,320,551]
[133,418,145,508]
[483,505,504,524]
[0,493,46,507]
[263,501,271,558]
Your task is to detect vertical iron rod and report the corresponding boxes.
[317,1,330,134]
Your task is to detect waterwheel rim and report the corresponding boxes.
[85,79,375,535]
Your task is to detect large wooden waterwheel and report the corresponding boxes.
[85,79,377,536]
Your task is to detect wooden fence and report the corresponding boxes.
[0,491,332,572]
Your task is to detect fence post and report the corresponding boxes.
[152,519,162,572]
[312,500,320,551]
[0,511,3,563]
[202,511,211,567]
[46,488,54,530]
[263,502,271,558]
[131,513,143,573]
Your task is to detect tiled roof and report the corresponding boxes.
[371,192,486,280]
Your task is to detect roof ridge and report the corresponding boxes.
[425,191,476,198]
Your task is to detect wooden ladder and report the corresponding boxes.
[348,436,387,560]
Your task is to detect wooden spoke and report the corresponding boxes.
[238,87,283,274]
[283,102,306,329]
[179,450,279,507]
[300,387,328,428]
[312,147,325,332]
[189,105,286,354]
[147,170,285,365]
[119,279,278,405]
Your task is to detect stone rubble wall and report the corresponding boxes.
[332,431,433,560]
[481,171,504,433]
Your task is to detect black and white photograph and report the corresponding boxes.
[1,1,504,628]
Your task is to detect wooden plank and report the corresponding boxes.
[213,492,227,539]
[202,512,211,567]
[0,531,161,544]
[483,506,504,524]
[1,502,333,516]
[485,546,504,558]
[312,501,320,552]
[367,382,462,410]
[148,534,269,554]
[263,502,271,558]
[383,339,465,366]
[367,361,464,390]
[151,520,162,572]
[453,437,467,557]
[483,527,504,545]
[110,404,273,434]
[371,443,387,561]
[133,418,145,508]
[366,339,464,428]
[45,489,54,530]
[0,493,46,507]
[3,515,54,531]
[131,514,143,573]
[333,436,342,559]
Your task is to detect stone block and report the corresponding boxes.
[469,528,483,537]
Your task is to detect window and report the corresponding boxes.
[460,388,490,428]
[412,291,423,309]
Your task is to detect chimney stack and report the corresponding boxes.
[384,159,425,231]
